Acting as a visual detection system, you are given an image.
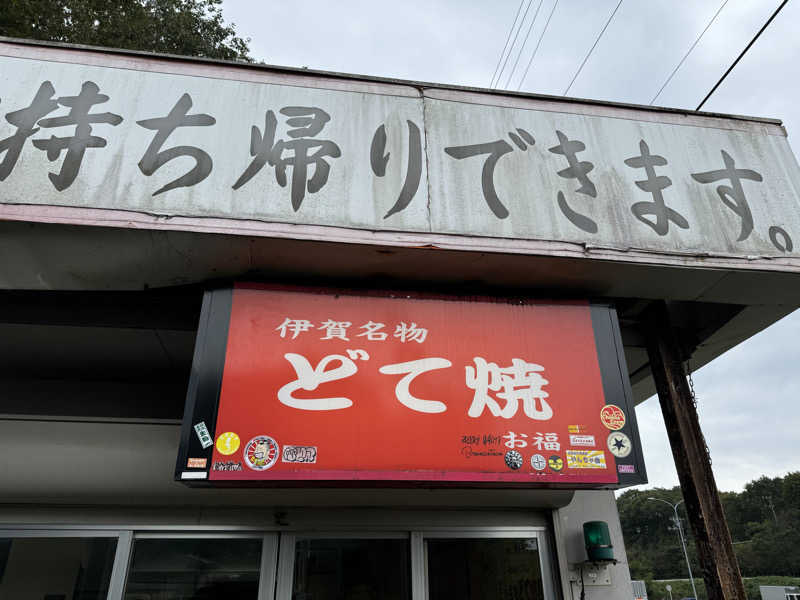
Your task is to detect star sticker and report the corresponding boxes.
[612,437,627,450]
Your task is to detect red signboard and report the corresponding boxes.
[176,284,645,487]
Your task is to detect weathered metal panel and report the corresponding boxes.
[0,54,430,233]
[426,97,800,257]
[1,43,800,266]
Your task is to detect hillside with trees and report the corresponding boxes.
[0,0,250,60]
[618,472,800,597]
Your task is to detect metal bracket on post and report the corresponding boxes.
[642,301,746,600]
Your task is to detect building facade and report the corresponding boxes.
[2,37,800,600]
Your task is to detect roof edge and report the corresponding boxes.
[0,35,784,128]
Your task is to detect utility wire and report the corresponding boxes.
[696,0,789,111]
[650,0,730,105]
[503,0,545,89]
[495,0,535,88]
[517,0,560,91]
[563,0,624,96]
[489,0,526,88]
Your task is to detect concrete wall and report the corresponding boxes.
[0,418,638,600]
[554,490,633,600]
[0,418,574,509]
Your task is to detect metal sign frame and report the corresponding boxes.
[175,285,647,489]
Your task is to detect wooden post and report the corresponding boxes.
[643,301,746,600]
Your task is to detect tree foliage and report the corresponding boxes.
[618,472,800,589]
[0,0,250,61]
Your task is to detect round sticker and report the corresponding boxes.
[531,454,547,471]
[215,432,241,456]
[548,455,564,472]
[244,435,279,471]
[504,450,523,470]
[600,404,626,430]
[607,432,633,458]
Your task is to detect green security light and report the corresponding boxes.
[583,521,614,562]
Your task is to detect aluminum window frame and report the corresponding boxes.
[0,526,129,600]
[275,531,413,600]
[122,531,278,600]
[0,522,559,600]
[0,526,278,600]
[274,527,557,600]
[419,528,557,600]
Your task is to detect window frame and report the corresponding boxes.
[275,531,412,600]
[0,523,558,600]
[0,526,278,600]
[418,528,557,600]
[0,527,129,600]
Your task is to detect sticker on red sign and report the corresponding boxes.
[566,450,607,469]
[568,424,589,434]
[607,432,633,458]
[208,286,619,485]
[569,434,596,447]
[243,436,279,471]
[282,445,318,464]
[600,404,626,430]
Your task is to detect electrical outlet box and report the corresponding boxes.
[570,562,612,586]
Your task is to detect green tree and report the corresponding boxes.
[781,472,800,510]
[618,487,702,581]
[0,0,250,61]
[619,473,800,582]
[737,509,800,577]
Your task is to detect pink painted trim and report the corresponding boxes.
[2,202,800,273]
[209,469,618,484]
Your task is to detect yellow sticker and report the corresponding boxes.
[216,432,241,456]
[566,450,607,469]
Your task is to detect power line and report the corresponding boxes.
[517,0,560,91]
[495,0,535,89]
[650,0,730,105]
[563,0,624,96]
[503,0,545,89]
[696,0,790,111]
[489,0,526,88]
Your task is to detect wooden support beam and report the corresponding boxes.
[643,300,746,600]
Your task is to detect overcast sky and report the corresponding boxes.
[221,0,800,492]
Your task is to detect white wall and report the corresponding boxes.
[554,490,633,600]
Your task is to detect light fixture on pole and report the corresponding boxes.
[648,497,699,600]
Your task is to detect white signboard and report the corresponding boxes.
[1,47,799,261]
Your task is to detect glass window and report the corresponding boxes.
[426,538,544,600]
[292,538,411,600]
[123,537,262,600]
[0,536,117,600]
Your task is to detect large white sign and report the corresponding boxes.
[1,48,799,260]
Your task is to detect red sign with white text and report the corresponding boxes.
[208,285,621,484]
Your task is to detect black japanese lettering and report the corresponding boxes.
[30,81,123,191]
[0,81,58,181]
[624,139,689,235]
[691,150,761,242]
[370,120,423,219]
[769,225,793,252]
[233,106,341,212]
[137,93,215,196]
[444,128,535,219]
[548,130,598,233]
